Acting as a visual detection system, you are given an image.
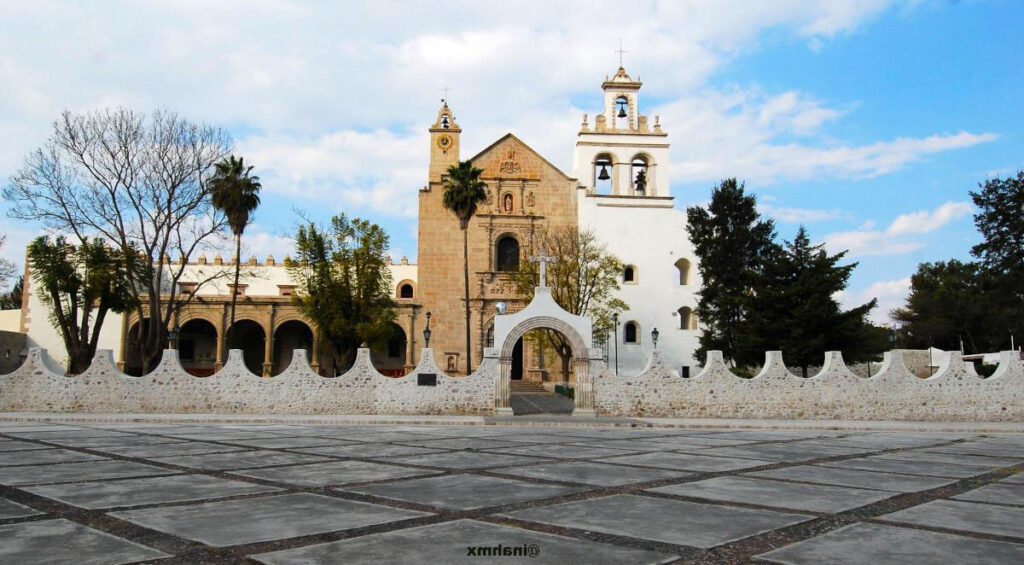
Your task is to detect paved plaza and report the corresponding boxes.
[0,419,1022,564]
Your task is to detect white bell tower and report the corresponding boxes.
[572,66,670,198]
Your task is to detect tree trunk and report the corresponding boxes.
[463,227,472,375]
[229,232,241,352]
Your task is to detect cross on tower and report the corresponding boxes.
[439,85,452,104]
[529,248,556,288]
[616,39,627,67]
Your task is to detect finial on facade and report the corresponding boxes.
[198,254,207,265]
[386,256,393,265]
[266,255,275,266]
[213,253,223,265]
[401,256,409,265]
[248,255,257,266]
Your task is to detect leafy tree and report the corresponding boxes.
[686,178,776,365]
[5,108,231,372]
[441,161,487,373]
[970,171,1024,277]
[512,227,628,380]
[0,234,15,291]
[0,276,23,310]
[27,236,137,373]
[744,227,880,376]
[892,260,1005,354]
[208,155,262,348]
[286,214,395,373]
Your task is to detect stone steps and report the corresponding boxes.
[510,381,548,393]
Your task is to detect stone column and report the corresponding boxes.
[404,311,416,371]
[262,333,273,377]
[495,358,513,416]
[116,315,129,371]
[572,357,595,417]
[214,308,226,370]
[310,328,321,375]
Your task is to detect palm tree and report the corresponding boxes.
[208,155,262,351]
[442,161,487,374]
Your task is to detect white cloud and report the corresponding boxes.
[761,204,845,223]
[840,277,912,325]
[824,200,974,257]
[885,201,973,236]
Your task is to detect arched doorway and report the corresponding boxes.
[272,320,314,376]
[371,322,409,376]
[228,319,266,376]
[123,319,151,376]
[179,319,218,376]
[511,337,524,380]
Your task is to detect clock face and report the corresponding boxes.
[437,134,453,150]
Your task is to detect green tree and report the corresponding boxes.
[970,171,1024,278]
[512,227,628,380]
[441,161,487,374]
[0,276,23,310]
[891,260,1004,354]
[744,226,880,376]
[686,178,776,365]
[208,155,262,349]
[27,236,137,373]
[286,214,395,373]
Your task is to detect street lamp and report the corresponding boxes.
[611,312,619,376]
[651,327,659,350]
[423,312,432,348]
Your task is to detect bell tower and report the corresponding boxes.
[429,100,460,183]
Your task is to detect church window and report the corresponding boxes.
[623,265,637,283]
[675,258,691,285]
[632,156,649,195]
[496,236,520,272]
[399,283,414,298]
[678,307,697,330]
[624,321,639,343]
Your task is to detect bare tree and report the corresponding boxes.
[0,234,16,291]
[5,108,232,372]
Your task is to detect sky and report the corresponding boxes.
[1,0,1021,324]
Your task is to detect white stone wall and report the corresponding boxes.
[0,347,493,416]
[594,349,1024,422]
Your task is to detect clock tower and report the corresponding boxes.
[428,100,460,182]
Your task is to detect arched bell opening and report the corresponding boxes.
[631,155,649,195]
[614,95,629,129]
[179,319,218,377]
[271,320,314,376]
[370,322,409,377]
[593,153,613,195]
[227,319,266,376]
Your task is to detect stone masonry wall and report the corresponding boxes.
[0,348,495,415]
[594,349,1024,422]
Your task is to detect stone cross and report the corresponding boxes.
[529,248,556,288]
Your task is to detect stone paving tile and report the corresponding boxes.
[236,460,436,487]
[603,451,775,472]
[0,440,53,452]
[649,476,896,513]
[0,448,109,466]
[504,494,809,548]
[403,437,530,451]
[290,443,449,458]
[757,522,1024,564]
[871,450,1022,468]
[0,460,179,486]
[495,461,690,487]
[746,465,958,493]
[92,441,249,458]
[1000,474,1024,484]
[150,449,332,470]
[818,458,993,479]
[111,493,430,547]
[881,499,1024,539]
[4,429,137,440]
[700,444,874,463]
[484,443,641,460]
[0,425,84,433]
[566,439,708,452]
[0,518,169,564]
[0,498,42,519]
[922,443,1024,458]
[23,474,283,509]
[385,451,549,469]
[643,436,761,447]
[43,436,188,449]
[343,474,586,510]
[213,436,361,449]
[954,483,1024,506]
[253,519,677,564]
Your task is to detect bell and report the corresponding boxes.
[597,165,610,180]
[617,106,627,118]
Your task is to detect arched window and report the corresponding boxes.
[593,154,613,194]
[675,258,691,285]
[399,283,414,298]
[631,156,648,195]
[678,307,696,330]
[624,321,639,343]
[623,265,636,283]
[496,236,520,272]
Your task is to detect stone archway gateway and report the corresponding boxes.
[489,250,604,416]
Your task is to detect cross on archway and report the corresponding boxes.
[529,248,555,288]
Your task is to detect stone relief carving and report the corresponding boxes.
[499,149,522,175]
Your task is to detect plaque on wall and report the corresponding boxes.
[418,373,438,386]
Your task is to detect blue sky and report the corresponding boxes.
[1,0,1021,323]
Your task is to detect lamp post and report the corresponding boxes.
[651,327,659,350]
[423,312,432,348]
[612,312,619,376]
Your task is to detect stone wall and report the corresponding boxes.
[0,347,495,415]
[594,349,1024,422]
